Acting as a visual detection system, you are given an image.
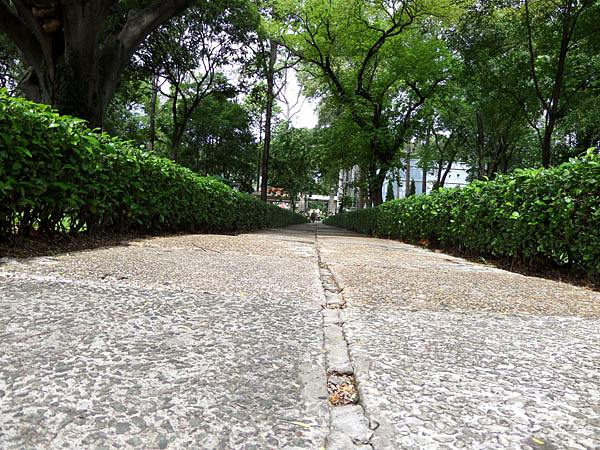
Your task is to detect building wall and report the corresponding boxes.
[383,160,470,200]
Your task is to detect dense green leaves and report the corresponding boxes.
[325,149,600,278]
[0,91,305,239]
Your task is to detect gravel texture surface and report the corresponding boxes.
[2,222,600,449]
[317,224,600,450]
[0,226,328,449]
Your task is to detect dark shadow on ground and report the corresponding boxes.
[0,233,144,262]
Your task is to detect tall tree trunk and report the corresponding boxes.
[405,143,411,198]
[476,111,485,180]
[148,74,158,151]
[260,40,278,202]
[256,113,264,191]
[421,135,429,194]
[441,160,453,187]
[371,170,385,206]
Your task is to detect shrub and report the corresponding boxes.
[325,151,600,279]
[0,90,306,239]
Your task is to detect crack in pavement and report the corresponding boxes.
[315,224,376,449]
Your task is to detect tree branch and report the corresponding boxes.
[524,0,548,111]
[0,1,48,80]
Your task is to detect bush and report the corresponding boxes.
[325,151,600,278]
[0,90,306,239]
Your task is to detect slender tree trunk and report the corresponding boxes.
[405,143,411,198]
[357,167,364,210]
[149,74,158,151]
[260,40,278,202]
[441,160,453,186]
[541,117,556,167]
[434,160,443,190]
[476,111,485,180]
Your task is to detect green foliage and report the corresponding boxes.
[325,149,600,279]
[270,123,325,202]
[180,93,256,192]
[385,180,395,202]
[0,91,306,239]
[409,179,416,197]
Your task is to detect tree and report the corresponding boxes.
[274,0,456,205]
[269,123,324,209]
[453,0,600,168]
[179,93,256,192]
[134,1,256,161]
[524,0,600,166]
[0,0,209,127]
[385,178,395,202]
[409,178,416,197]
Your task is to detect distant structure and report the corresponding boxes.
[250,187,293,208]
[383,160,470,199]
[334,162,470,213]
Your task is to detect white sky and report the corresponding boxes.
[276,69,319,129]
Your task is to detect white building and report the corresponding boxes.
[383,159,470,199]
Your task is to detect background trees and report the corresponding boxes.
[1,0,599,205]
[272,0,457,205]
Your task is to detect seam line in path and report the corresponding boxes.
[315,224,375,449]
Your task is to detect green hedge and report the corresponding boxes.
[325,151,600,278]
[0,90,306,238]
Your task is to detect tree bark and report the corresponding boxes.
[0,0,196,127]
[405,143,411,198]
[260,40,278,202]
[440,160,453,187]
[148,74,158,151]
[476,111,485,180]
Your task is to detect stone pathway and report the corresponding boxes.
[317,224,600,450]
[1,223,599,449]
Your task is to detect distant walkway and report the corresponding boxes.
[1,224,599,449]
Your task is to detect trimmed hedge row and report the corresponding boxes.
[325,151,600,278]
[0,90,306,239]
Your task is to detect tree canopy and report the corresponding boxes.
[1,0,599,206]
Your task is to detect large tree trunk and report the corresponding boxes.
[0,0,196,127]
[371,169,385,206]
[260,40,278,202]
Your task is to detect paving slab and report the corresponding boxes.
[0,226,329,449]
[3,221,600,449]
[317,223,600,450]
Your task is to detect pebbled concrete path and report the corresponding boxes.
[317,224,600,450]
[2,223,600,449]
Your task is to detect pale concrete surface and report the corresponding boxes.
[317,224,600,450]
[0,226,328,449]
[2,223,600,449]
